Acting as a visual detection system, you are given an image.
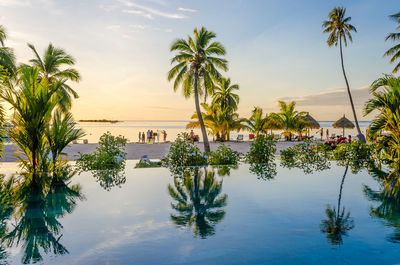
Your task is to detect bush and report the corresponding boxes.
[333,140,374,172]
[76,132,127,171]
[246,136,276,164]
[162,133,208,173]
[280,141,331,174]
[208,144,241,165]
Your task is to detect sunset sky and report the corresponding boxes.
[1,0,398,121]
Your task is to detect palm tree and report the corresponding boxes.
[243,107,269,136]
[322,7,365,143]
[28,43,80,112]
[384,11,400,74]
[320,166,354,245]
[0,25,16,78]
[168,168,227,238]
[187,103,244,141]
[45,111,85,172]
[212,77,239,112]
[269,101,307,141]
[0,65,60,174]
[168,27,228,152]
[364,75,400,168]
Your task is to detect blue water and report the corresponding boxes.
[2,160,399,265]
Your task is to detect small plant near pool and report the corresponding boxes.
[207,144,241,165]
[246,136,276,164]
[76,132,127,171]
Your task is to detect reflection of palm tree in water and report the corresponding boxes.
[168,168,227,238]
[363,168,400,243]
[3,172,84,264]
[320,166,354,245]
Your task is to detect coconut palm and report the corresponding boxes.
[269,101,307,141]
[364,75,400,168]
[187,103,243,141]
[168,27,228,152]
[45,111,85,172]
[0,25,16,78]
[168,168,227,238]
[212,77,239,112]
[384,12,400,74]
[322,7,365,142]
[320,166,354,245]
[27,43,80,112]
[243,107,269,136]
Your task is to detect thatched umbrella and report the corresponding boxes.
[333,114,354,136]
[303,113,320,136]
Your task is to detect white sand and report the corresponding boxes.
[0,141,308,162]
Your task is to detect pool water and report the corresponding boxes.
[1,160,400,264]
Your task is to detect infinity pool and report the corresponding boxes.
[1,160,399,264]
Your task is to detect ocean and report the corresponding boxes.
[76,120,372,143]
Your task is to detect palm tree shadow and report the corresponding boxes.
[168,167,227,238]
[320,166,355,245]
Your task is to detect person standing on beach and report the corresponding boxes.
[138,132,141,143]
[147,130,151,143]
[150,130,153,143]
[319,128,323,140]
[326,129,329,140]
[163,130,167,142]
[156,130,160,143]
[141,132,145,143]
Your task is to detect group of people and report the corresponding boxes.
[324,135,352,149]
[138,130,167,144]
[317,128,330,140]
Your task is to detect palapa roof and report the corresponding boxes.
[303,113,320,129]
[332,115,355,129]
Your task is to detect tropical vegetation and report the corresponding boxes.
[322,6,365,143]
[384,12,400,74]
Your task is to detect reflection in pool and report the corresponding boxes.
[0,160,400,264]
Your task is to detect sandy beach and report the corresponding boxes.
[0,141,305,162]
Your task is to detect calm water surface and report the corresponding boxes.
[2,160,399,265]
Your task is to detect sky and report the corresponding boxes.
[0,0,398,121]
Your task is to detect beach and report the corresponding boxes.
[0,141,304,162]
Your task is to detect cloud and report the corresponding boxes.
[129,24,146,30]
[106,25,121,31]
[177,7,197,13]
[118,0,187,19]
[123,9,153,19]
[0,0,30,6]
[277,86,370,107]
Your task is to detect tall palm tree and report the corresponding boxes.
[28,43,80,112]
[168,168,227,238]
[168,27,228,152]
[320,166,354,245]
[322,7,365,143]
[384,11,400,74]
[364,75,400,168]
[212,77,239,112]
[269,101,307,141]
[243,107,269,136]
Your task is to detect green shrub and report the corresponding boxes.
[135,161,161,168]
[208,144,241,165]
[280,141,331,174]
[162,133,208,173]
[246,136,276,164]
[76,132,127,171]
[333,140,374,172]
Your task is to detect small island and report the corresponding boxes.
[78,119,121,123]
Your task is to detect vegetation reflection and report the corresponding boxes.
[320,166,355,245]
[0,169,84,264]
[363,168,400,243]
[168,167,227,238]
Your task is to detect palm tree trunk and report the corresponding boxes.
[339,37,366,143]
[337,165,348,219]
[194,71,210,152]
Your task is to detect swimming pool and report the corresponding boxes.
[1,160,399,264]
